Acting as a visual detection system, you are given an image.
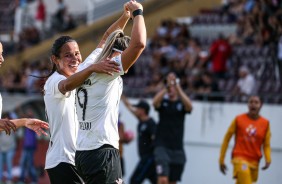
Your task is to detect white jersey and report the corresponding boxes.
[76,48,124,151]
[44,72,78,169]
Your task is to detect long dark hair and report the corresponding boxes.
[46,35,77,78]
[31,36,77,79]
[32,36,76,94]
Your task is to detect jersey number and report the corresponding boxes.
[77,87,88,121]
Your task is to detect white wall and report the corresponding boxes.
[119,99,282,184]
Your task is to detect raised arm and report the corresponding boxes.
[97,3,131,48]
[168,73,192,112]
[152,88,166,109]
[121,1,146,72]
[121,95,138,117]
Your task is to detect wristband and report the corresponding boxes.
[132,9,143,18]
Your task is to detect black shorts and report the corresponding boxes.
[154,146,186,182]
[46,162,84,184]
[75,144,123,184]
[129,155,157,184]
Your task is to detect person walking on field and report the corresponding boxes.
[122,95,157,184]
[152,72,193,184]
[219,95,271,184]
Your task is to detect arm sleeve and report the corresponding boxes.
[263,123,272,163]
[78,48,103,71]
[219,119,236,164]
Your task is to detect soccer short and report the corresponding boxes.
[75,144,123,184]
[154,146,186,182]
[129,155,157,184]
[46,162,84,184]
[233,161,259,184]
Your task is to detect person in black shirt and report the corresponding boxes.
[152,72,193,184]
[122,95,157,184]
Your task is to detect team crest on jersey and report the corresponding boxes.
[246,124,256,136]
[177,103,183,111]
[156,165,163,174]
[115,178,123,184]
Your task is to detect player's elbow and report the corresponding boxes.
[134,40,146,51]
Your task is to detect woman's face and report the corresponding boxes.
[54,41,82,77]
[248,96,262,116]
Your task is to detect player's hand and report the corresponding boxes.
[0,119,16,135]
[261,162,271,170]
[92,58,121,76]
[166,72,177,86]
[220,163,228,175]
[123,3,131,19]
[25,119,49,136]
[126,0,143,18]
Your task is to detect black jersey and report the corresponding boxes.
[137,117,157,158]
[155,98,189,150]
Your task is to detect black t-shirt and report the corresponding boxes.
[155,98,189,150]
[137,117,157,158]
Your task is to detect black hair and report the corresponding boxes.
[29,36,77,94]
[51,36,76,57]
[31,36,77,79]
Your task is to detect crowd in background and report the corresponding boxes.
[1,0,77,56]
[0,0,281,183]
[1,0,281,103]
[123,0,282,102]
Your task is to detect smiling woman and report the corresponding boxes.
[42,3,131,182]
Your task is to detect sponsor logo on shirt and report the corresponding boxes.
[79,122,92,130]
[246,124,256,137]
[83,79,92,86]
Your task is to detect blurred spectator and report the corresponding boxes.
[278,33,282,82]
[121,95,157,184]
[144,72,165,97]
[26,61,41,94]
[118,118,134,176]
[0,113,17,184]
[35,0,46,32]
[152,72,192,184]
[62,13,77,32]
[209,33,232,79]
[2,67,28,94]
[17,109,38,184]
[186,38,203,69]
[193,71,223,101]
[232,66,256,101]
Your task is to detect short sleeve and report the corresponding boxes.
[78,48,103,71]
[44,73,69,98]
